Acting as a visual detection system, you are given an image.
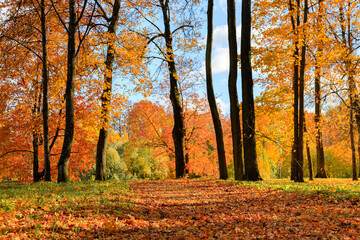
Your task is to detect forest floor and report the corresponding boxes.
[0,179,360,239]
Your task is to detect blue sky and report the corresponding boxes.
[126,0,248,115]
[209,0,242,115]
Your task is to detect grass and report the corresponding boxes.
[1,178,359,238]
[0,180,132,213]
[0,180,133,238]
[235,178,360,200]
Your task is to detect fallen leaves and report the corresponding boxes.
[0,179,359,239]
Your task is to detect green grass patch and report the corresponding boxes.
[234,178,360,200]
[0,180,132,213]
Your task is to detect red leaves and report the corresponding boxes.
[1,180,360,239]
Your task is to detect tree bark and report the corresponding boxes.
[32,132,41,182]
[227,0,243,180]
[314,0,326,179]
[314,58,326,178]
[304,123,313,180]
[32,88,45,182]
[95,0,121,181]
[339,4,358,181]
[290,0,307,182]
[206,0,228,180]
[40,0,51,182]
[241,0,261,181]
[357,120,360,178]
[349,77,358,180]
[294,0,308,183]
[57,0,77,183]
[160,0,186,178]
[289,0,299,181]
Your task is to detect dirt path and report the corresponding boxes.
[120,179,359,239]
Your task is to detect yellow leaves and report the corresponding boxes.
[42,205,51,211]
[103,220,125,232]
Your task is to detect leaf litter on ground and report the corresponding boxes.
[0,179,359,239]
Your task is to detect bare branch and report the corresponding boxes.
[49,0,68,32]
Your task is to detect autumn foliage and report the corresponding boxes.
[0,0,360,182]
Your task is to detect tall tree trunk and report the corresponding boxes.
[289,0,299,181]
[357,122,360,178]
[314,0,326,179]
[314,59,326,178]
[296,0,308,183]
[227,0,243,180]
[40,0,51,181]
[349,77,358,181]
[32,132,41,182]
[356,99,360,178]
[95,0,121,181]
[241,0,261,181]
[339,4,358,181]
[290,0,307,182]
[304,123,313,180]
[32,89,45,182]
[160,0,186,178]
[57,0,77,183]
[206,0,228,180]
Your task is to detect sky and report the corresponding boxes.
[209,0,243,115]
[127,0,251,115]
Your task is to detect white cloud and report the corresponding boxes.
[213,25,229,47]
[211,24,241,74]
[213,25,241,47]
[212,47,229,73]
[216,97,230,115]
[199,24,241,75]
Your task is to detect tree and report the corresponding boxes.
[339,3,359,181]
[227,0,243,180]
[326,0,360,180]
[159,0,186,178]
[314,0,327,178]
[289,0,308,183]
[241,0,261,181]
[206,0,228,180]
[133,0,200,178]
[0,0,55,182]
[94,0,121,181]
[54,0,94,182]
[40,0,51,181]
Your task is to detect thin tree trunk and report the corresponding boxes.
[356,101,360,178]
[40,0,51,181]
[290,0,307,182]
[306,140,312,180]
[241,0,261,181]
[357,123,360,178]
[347,2,358,181]
[296,0,308,183]
[339,4,358,181]
[304,123,313,180]
[32,88,44,182]
[350,98,357,180]
[314,60,327,178]
[95,0,121,181]
[58,0,77,183]
[314,0,327,179]
[160,0,186,178]
[32,132,40,182]
[289,0,299,181]
[206,0,228,180]
[349,76,358,181]
[227,0,243,180]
